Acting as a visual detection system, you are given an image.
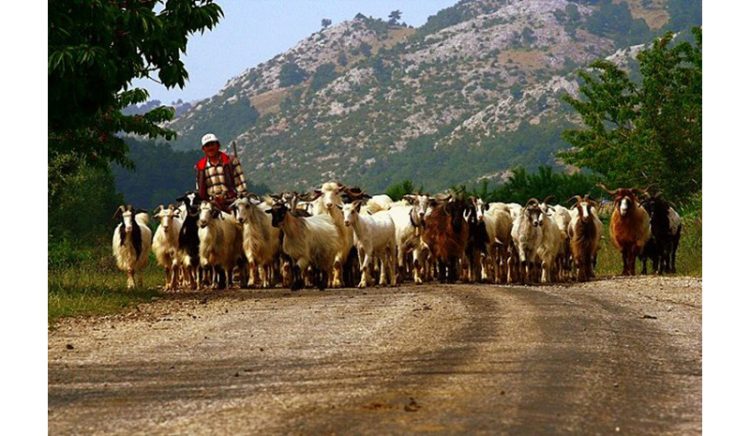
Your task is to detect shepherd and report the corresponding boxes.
[195,133,247,212]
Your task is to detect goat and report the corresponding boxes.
[511,198,561,284]
[640,193,682,274]
[540,196,573,281]
[197,200,243,289]
[365,194,394,214]
[463,197,490,283]
[599,184,651,276]
[310,182,356,287]
[230,193,281,288]
[422,196,470,283]
[175,192,202,289]
[388,194,432,284]
[267,201,342,291]
[341,200,398,287]
[567,195,603,282]
[482,202,514,284]
[112,205,152,289]
[151,204,183,291]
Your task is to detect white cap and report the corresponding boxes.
[201,133,220,147]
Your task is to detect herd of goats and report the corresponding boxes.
[111,181,683,291]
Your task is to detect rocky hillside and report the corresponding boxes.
[164,0,700,192]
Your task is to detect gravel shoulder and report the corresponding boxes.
[48,276,701,435]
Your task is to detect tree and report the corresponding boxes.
[321,18,332,29]
[559,27,702,201]
[48,0,224,202]
[385,180,422,201]
[388,10,402,26]
[310,63,337,91]
[337,52,348,66]
[279,61,308,87]
[359,42,372,57]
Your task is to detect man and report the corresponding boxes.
[195,133,247,211]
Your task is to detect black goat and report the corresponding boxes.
[176,192,202,289]
[640,194,682,274]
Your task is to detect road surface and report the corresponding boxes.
[49,276,701,434]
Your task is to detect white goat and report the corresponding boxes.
[267,201,343,291]
[387,194,432,284]
[112,205,152,289]
[482,202,514,283]
[230,194,281,288]
[342,201,398,287]
[540,198,573,281]
[365,194,394,214]
[511,199,561,284]
[151,204,183,291]
[197,201,243,289]
[311,182,354,287]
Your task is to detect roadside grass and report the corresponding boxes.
[49,243,163,326]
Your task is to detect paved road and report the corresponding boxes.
[48,276,701,434]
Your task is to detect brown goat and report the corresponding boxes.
[422,197,470,283]
[599,184,651,276]
[567,195,603,282]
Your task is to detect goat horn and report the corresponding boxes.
[596,183,617,196]
[567,195,581,205]
[112,205,125,219]
[542,195,555,204]
[525,198,539,207]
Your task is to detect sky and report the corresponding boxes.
[133,0,458,104]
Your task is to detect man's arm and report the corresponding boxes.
[196,165,208,201]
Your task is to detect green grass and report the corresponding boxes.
[48,244,164,326]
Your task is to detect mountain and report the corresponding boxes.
[161,0,700,193]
